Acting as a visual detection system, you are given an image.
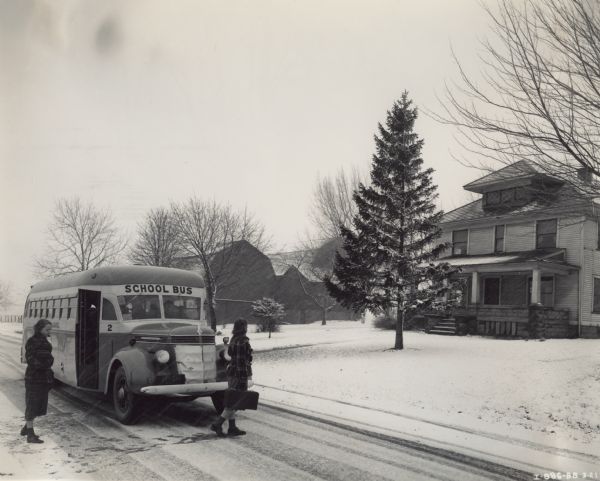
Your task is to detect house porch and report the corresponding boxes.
[441,249,578,338]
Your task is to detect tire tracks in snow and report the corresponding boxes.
[256,382,600,467]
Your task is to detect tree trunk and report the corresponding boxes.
[202,264,218,332]
[321,307,327,326]
[395,306,404,350]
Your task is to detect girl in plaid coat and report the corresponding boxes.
[211,318,253,436]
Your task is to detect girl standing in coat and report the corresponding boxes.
[21,319,54,443]
[211,318,253,437]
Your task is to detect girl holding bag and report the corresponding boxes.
[211,318,253,437]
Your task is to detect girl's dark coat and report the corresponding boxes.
[24,333,54,420]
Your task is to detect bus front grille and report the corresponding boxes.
[171,335,215,344]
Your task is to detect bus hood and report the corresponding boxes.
[130,323,215,344]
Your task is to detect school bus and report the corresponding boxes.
[21,265,229,423]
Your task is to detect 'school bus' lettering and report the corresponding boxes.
[124,284,193,295]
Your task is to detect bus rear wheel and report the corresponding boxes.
[112,366,140,424]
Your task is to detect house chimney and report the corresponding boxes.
[577,166,594,184]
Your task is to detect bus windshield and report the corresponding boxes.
[118,295,161,320]
[163,295,202,320]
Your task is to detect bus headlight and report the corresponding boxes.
[155,350,170,364]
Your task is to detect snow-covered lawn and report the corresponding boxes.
[245,321,600,450]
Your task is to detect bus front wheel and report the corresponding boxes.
[112,366,140,424]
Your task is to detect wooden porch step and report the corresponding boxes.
[428,329,457,335]
[428,318,458,335]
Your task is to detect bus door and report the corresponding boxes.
[76,289,101,389]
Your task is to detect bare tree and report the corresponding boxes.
[277,238,344,325]
[0,281,13,311]
[129,207,183,267]
[309,166,367,240]
[172,198,269,331]
[436,0,600,194]
[35,197,127,277]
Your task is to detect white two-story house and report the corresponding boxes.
[439,160,600,339]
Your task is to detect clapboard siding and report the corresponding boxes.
[554,272,579,322]
[584,219,598,251]
[581,250,595,325]
[468,227,493,255]
[557,217,584,265]
[505,222,535,252]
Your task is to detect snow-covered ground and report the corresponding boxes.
[241,321,600,455]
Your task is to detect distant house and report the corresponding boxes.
[181,240,355,325]
[439,160,600,339]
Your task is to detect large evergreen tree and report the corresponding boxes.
[325,92,451,350]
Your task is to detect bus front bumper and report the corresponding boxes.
[139,380,253,396]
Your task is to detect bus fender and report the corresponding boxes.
[104,347,156,395]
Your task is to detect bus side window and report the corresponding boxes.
[102,298,117,321]
[68,297,77,319]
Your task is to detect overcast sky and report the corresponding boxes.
[1,0,492,307]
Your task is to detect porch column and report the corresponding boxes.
[531,268,541,305]
[471,272,480,304]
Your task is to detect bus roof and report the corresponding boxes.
[30,265,205,293]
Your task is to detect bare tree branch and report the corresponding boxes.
[129,207,184,267]
[430,0,600,195]
[309,166,368,240]
[0,281,14,311]
[35,197,127,278]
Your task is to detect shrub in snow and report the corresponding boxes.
[252,297,285,338]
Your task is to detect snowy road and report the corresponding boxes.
[0,333,531,481]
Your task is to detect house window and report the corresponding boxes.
[494,225,505,253]
[483,277,500,305]
[594,278,600,313]
[485,191,501,206]
[536,219,557,248]
[501,188,515,202]
[452,229,468,255]
[500,275,527,305]
[515,187,527,201]
[541,277,554,306]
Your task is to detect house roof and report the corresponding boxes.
[435,248,579,273]
[441,184,591,225]
[267,249,323,281]
[463,160,556,193]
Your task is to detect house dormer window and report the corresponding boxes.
[536,219,557,248]
[483,187,528,210]
[452,229,468,255]
[494,225,505,253]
